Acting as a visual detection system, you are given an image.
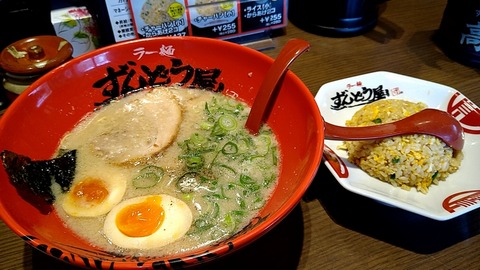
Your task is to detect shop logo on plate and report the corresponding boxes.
[447,92,480,134]
[443,190,480,213]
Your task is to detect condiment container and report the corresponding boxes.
[0,35,73,101]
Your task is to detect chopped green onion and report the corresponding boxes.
[251,197,265,210]
[176,95,280,235]
[215,163,236,174]
[239,174,255,185]
[132,165,164,189]
[204,101,213,115]
[133,172,160,189]
[231,210,245,217]
[190,133,207,145]
[193,218,214,231]
[237,197,247,209]
[244,183,260,193]
[219,185,229,199]
[218,115,237,131]
[263,174,276,187]
[211,122,226,137]
[271,146,278,165]
[200,122,214,130]
[185,155,204,170]
[372,118,382,124]
[223,213,235,229]
[221,142,238,155]
[182,193,192,201]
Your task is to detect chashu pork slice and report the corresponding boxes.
[86,88,183,164]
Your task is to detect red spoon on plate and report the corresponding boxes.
[323,109,465,150]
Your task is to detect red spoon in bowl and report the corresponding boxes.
[245,38,311,134]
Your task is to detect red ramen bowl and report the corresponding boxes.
[0,37,323,269]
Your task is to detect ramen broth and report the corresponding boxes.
[52,86,280,257]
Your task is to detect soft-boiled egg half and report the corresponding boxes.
[103,194,193,249]
[61,171,127,217]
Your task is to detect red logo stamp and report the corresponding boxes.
[442,190,480,213]
[447,92,480,134]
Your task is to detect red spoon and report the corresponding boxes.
[324,108,465,150]
[245,38,311,134]
[244,39,464,150]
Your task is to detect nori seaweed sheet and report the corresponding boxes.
[1,149,77,203]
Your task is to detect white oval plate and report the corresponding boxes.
[315,71,480,220]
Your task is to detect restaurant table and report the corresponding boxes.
[2,0,480,269]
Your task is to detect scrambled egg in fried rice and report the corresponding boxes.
[342,99,463,194]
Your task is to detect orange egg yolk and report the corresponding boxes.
[115,196,165,237]
[70,178,109,207]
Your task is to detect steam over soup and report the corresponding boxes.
[52,86,281,257]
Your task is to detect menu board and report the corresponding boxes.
[104,0,136,42]
[128,0,286,40]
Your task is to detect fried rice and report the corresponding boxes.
[342,99,463,194]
